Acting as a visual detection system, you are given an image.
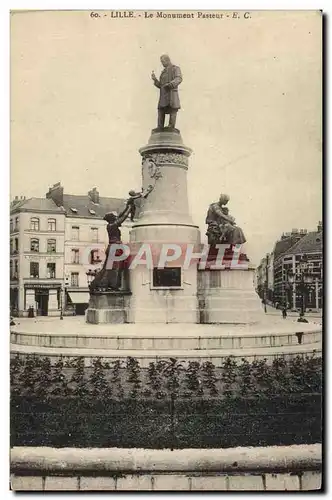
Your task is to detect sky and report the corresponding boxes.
[10,10,322,264]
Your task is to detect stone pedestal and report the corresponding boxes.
[86,291,131,324]
[198,267,265,324]
[129,128,201,324]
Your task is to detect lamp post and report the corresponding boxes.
[86,269,97,289]
[60,284,64,320]
[287,256,315,317]
[60,276,69,320]
[262,283,267,313]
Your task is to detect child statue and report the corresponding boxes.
[127,184,154,221]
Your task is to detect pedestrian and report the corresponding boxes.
[297,313,308,323]
[282,306,287,319]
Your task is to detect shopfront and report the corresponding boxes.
[24,283,62,317]
[66,290,90,315]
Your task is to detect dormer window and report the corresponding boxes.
[70,207,78,213]
[89,209,96,215]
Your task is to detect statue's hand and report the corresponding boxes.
[151,71,157,81]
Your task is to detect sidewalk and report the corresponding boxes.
[264,304,322,320]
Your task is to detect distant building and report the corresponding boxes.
[256,223,323,311]
[10,184,131,317]
[256,252,274,304]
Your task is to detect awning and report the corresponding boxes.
[68,292,90,304]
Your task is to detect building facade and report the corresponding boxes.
[10,185,131,317]
[257,223,323,311]
[10,197,65,317]
[46,183,130,316]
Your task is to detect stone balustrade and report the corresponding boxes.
[11,444,322,491]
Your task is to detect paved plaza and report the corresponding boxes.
[11,313,321,337]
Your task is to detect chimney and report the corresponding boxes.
[11,196,20,207]
[46,182,64,206]
[88,187,100,204]
[317,221,323,232]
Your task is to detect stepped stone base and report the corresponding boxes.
[86,291,131,324]
[198,268,265,324]
[10,318,321,366]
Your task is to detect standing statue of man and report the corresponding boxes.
[151,54,182,129]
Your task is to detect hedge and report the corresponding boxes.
[10,354,322,449]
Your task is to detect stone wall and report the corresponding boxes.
[11,444,322,491]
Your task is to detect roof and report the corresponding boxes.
[286,231,323,255]
[273,235,301,260]
[61,194,126,219]
[10,198,64,214]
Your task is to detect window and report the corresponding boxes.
[48,218,56,231]
[14,238,19,253]
[30,238,39,252]
[10,261,13,279]
[30,262,39,278]
[47,239,56,253]
[14,260,19,277]
[71,272,79,287]
[10,219,13,233]
[10,239,13,254]
[47,263,56,279]
[90,249,102,265]
[71,249,80,264]
[91,227,98,242]
[72,226,79,241]
[30,217,40,231]
[152,267,182,288]
[15,217,19,231]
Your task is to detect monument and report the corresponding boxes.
[85,55,265,325]
[152,54,182,129]
[11,55,321,365]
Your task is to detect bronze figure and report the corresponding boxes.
[151,54,182,129]
[206,194,246,246]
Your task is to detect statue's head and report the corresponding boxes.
[104,212,117,223]
[160,54,171,67]
[219,193,230,206]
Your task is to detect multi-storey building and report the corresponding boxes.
[256,252,274,304]
[10,184,130,317]
[46,183,130,315]
[257,223,323,311]
[10,197,65,316]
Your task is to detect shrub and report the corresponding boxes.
[220,357,237,397]
[49,357,70,397]
[89,358,110,399]
[126,357,141,399]
[163,358,184,399]
[111,360,124,400]
[185,361,203,397]
[201,361,218,397]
